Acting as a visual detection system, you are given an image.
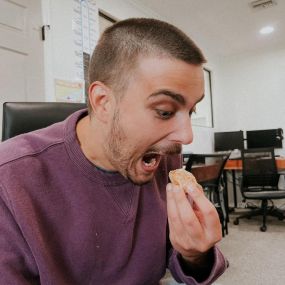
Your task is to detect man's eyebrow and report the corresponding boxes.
[148,90,205,106]
[148,89,186,105]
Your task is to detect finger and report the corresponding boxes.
[187,184,220,228]
[167,183,202,235]
[167,184,205,254]
[166,183,185,238]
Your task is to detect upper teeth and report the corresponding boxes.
[144,157,156,167]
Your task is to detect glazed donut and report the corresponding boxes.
[169,168,197,193]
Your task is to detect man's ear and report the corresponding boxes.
[88,81,113,123]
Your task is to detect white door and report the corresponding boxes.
[0,0,45,137]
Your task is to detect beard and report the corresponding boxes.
[103,109,182,185]
[104,109,131,177]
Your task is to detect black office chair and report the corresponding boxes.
[233,148,285,232]
[2,102,86,141]
[185,153,230,237]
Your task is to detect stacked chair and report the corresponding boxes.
[185,153,230,237]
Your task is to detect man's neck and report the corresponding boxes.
[76,115,115,171]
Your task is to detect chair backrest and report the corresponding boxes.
[241,148,279,188]
[2,102,86,141]
[185,153,230,186]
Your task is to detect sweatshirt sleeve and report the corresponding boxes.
[168,246,228,285]
[0,184,39,285]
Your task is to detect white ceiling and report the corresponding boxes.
[133,0,285,57]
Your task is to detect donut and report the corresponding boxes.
[169,168,197,193]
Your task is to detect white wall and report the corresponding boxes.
[96,0,160,19]
[44,0,285,155]
[42,0,160,102]
[42,0,89,102]
[41,0,217,153]
[183,56,221,154]
[215,47,285,154]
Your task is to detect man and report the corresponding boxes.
[0,18,227,284]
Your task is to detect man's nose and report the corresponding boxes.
[169,117,193,145]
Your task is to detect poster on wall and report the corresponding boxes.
[55,79,85,103]
[81,0,99,55]
[72,0,84,80]
[72,0,99,94]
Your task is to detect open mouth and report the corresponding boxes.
[141,152,162,172]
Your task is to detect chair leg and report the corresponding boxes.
[260,200,267,232]
[233,208,263,225]
[217,188,229,236]
[234,199,283,231]
[225,221,228,235]
[268,208,285,220]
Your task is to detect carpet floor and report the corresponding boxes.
[161,212,285,285]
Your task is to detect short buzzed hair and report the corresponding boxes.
[89,18,206,102]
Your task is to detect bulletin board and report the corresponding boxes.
[52,0,100,102]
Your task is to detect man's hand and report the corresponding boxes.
[166,182,222,266]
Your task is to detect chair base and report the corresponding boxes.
[233,200,284,232]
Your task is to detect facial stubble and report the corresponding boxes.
[104,108,182,184]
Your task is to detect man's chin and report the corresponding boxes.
[127,172,155,185]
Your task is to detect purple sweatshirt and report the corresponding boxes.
[0,110,227,285]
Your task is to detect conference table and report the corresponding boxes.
[225,157,285,170]
[224,157,285,209]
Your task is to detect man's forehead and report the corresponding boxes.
[125,55,205,102]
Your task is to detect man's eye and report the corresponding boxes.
[156,110,174,119]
